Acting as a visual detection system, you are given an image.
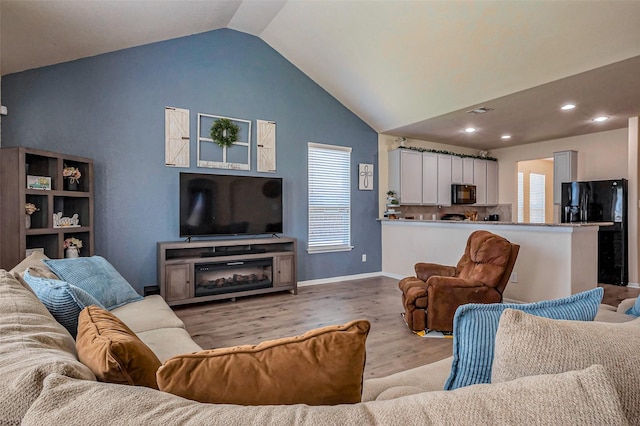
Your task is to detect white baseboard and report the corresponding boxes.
[627,282,640,289]
[298,272,383,287]
[381,271,405,280]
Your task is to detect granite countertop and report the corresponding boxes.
[379,218,614,227]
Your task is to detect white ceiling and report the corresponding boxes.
[2,0,640,150]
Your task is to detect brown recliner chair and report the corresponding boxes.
[399,230,520,333]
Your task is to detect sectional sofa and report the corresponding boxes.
[1,253,639,425]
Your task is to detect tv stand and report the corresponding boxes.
[157,237,297,306]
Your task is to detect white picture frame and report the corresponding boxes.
[359,163,374,190]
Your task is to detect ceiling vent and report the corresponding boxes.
[467,107,493,115]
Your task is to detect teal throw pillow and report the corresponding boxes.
[43,256,142,310]
[23,270,105,337]
[625,298,640,317]
[444,287,603,390]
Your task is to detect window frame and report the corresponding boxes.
[307,142,354,254]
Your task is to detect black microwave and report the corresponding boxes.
[451,184,476,204]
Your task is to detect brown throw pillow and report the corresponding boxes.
[76,305,162,389]
[157,319,371,405]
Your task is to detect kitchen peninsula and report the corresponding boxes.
[381,219,611,303]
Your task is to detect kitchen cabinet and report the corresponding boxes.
[451,157,463,184]
[388,149,495,207]
[453,157,474,184]
[473,159,487,205]
[471,159,499,206]
[553,150,577,205]
[462,158,474,185]
[421,152,438,204]
[486,160,499,205]
[388,149,422,204]
[437,154,452,205]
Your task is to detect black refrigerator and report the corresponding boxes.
[560,179,628,286]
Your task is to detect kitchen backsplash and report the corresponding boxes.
[398,204,512,222]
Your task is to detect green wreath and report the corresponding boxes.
[210,118,239,148]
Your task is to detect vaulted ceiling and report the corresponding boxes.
[2,0,640,150]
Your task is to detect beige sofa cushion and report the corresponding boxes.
[9,251,57,278]
[0,270,95,424]
[111,295,186,333]
[362,356,453,401]
[157,320,370,406]
[136,327,203,363]
[76,306,162,389]
[24,365,628,425]
[492,309,640,424]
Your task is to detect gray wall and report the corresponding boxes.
[1,29,381,293]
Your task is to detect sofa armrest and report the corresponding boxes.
[415,263,456,282]
[616,298,637,314]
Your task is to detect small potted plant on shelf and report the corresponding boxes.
[64,237,83,258]
[25,202,39,229]
[63,165,81,191]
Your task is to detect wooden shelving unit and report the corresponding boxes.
[0,147,94,269]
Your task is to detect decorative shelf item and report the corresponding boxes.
[63,165,81,191]
[27,175,51,190]
[197,113,251,170]
[53,212,80,228]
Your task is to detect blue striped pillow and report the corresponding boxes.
[444,287,603,390]
[23,270,105,337]
[43,256,142,310]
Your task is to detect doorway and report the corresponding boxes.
[517,158,554,223]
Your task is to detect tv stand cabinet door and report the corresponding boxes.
[166,264,191,302]
[274,254,296,289]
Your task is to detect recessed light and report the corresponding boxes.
[561,104,576,110]
[464,127,477,133]
[592,116,609,122]
[501,135,512,140]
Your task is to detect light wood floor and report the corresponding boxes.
[174,277,640,379]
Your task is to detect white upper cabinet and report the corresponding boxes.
[553,150,577,205]
[486,160,499,205]
[437,154,452,205]
[451,156,463,184]
[388,149,422,204]
[473,159,487,205]
[421,152,438,205]
[462,158,474,184]
[389,149,496,207]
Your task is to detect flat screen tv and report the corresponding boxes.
[180,173,283,237]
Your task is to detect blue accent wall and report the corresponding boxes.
[2,29,381,292]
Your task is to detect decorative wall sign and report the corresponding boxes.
[197,113,251,170]
[257,119,276,172]
[358,163,374,190]
[165,107,190,167]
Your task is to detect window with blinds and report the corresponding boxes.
[307,142,353,253]
[517,172,524,222]
[529,173,546,223]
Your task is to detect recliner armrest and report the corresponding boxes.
[426,275,485,290]
[415,263,457,282]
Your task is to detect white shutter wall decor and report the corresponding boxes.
[165,107,190,167]
[307,142,353,253]
[257,119,276,173]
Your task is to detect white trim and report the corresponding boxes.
[307,141,352,152]
[381,271,404,280]
[307,245,354,254]
[298,271,383,287]
[627,282,640,289]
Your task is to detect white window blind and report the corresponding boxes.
[517,172,524,222]
[308,142,353,253]
[529,173,545,223]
